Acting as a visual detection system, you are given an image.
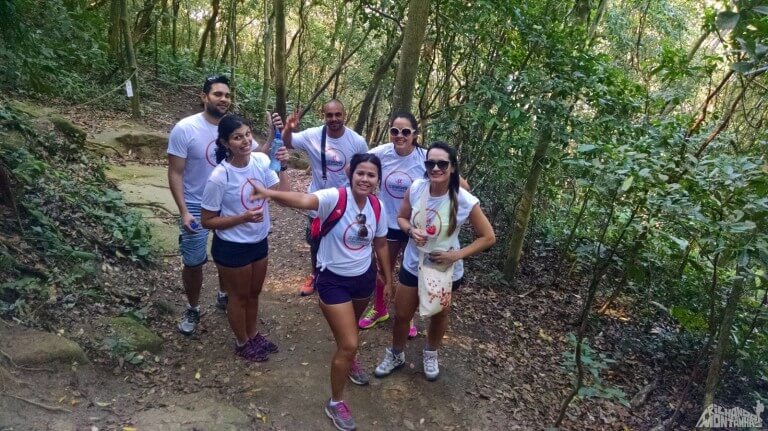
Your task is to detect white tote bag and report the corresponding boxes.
[414,185,454,317]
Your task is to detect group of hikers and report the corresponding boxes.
[166,75,496,431]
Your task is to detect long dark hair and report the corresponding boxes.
[390,110,421,148]
[425,141,460,235]
[348,153,382,189]
[215,114,249,164]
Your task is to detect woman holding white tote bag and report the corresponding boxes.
[373,141,495,381]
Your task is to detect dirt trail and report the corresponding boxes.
[1,162,511,430]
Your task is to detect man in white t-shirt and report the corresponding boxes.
[167,75,233,336]
[282,99,368,296]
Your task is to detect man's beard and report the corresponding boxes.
[206,103,227,118]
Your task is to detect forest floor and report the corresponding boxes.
[0,89,713,430]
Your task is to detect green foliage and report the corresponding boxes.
[0,104,156,316]
[561,333,630,407]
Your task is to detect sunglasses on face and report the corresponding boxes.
[424,160,450,171]
[389,127,414,137]
[356,213,368,238]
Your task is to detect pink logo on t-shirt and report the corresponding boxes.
[342,222,372,251]
[241,178,266,210]
[325,148,346,173]
[384,170,412,199]
[413,208,443,236]
[205,139,217,167]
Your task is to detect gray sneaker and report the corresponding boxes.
[215,292,228,311]
[177,307,200,335]
[423,349,439,381]
[325,399,356,431]
[374,347,405,378]
[348,358,369,385]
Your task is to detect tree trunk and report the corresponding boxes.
[196,0,220,68]
[274,0,287,118]
[354,32,403,133]
[503,100,557,280]
[391,0,430,113]
[703,271,746,408]
[119,0,141,117]
[170,0,179,58]
[108,0,122,59]
[259,1,273,115]
[133,0,157,46]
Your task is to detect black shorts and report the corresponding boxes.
[315,261,376,305]
[386,228,409,242]
[398,267,463,291]
[212,235,269,268]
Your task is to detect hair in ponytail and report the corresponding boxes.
[425,141,460,236]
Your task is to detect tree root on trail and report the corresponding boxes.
[1,393,72,413]
[127,201,176,217]
[85,141,125,158]
[0,349,53,372]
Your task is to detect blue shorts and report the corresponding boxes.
[178,202,209,267]
[315,261,376,305]
[211,235,269,268]
[398,267,463,291]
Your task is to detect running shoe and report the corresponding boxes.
[423,349,439,381]
[358,307,389,329]
[215,292,228,311]
[325,399,356,431]
[177,307,200,335]
[235,341,268,362]
[299,273,315,296]
[374,347,405,378]
[251,333,279,354]
[348,358,369,385]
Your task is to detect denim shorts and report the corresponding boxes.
[398,267,463,291]
[211,235,268,268]
[315,261,376,305]
[178,202,209,267]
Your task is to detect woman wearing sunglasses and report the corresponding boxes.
[374,141,495,381]
[250,153,392,431]
[359,111,425,337]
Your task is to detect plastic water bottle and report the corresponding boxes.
[269,128,283,172]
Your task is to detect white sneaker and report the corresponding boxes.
[374,347,405,378]
[423,349,439,381]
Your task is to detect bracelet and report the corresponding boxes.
[280,165,288,172]
[406,227,413,238]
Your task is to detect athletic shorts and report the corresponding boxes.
[315,261,376,305]
[178,202,209,267]
[398,267,464,291]
[211,235,268,268]
[386,228,409,242]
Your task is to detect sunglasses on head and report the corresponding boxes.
[356,213,368,238]
[425,160,450,171]
[389,127,414,137]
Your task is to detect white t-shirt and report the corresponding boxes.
[292,125,368,193]
[312,187,388,277]
[369,143,426,230]
[402,179,480,281]
[201,153,279,244]
[167,112,259,204]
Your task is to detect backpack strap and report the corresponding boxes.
[367,194,382,225]
[319,187,347,237]
[320,126,328,182]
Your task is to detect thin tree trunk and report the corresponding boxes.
[274,0,286,118]
[259,1,273,115]
[196,0,220,68]
[171,0,180,58]
[391,0,430,113]
[703,271,746,408]
[119,0,140,117]
[503,100,557,280]
[354,32,403,133]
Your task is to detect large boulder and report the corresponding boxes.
[0,324,88,366]
[129,393,252,430]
